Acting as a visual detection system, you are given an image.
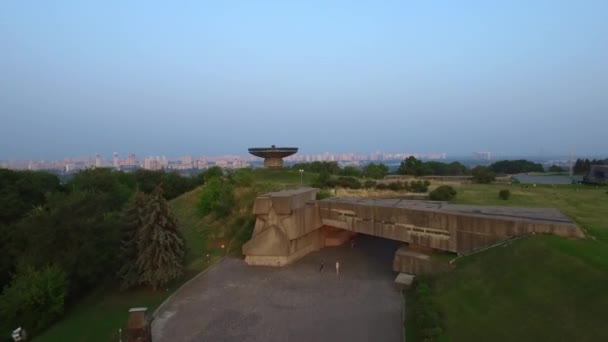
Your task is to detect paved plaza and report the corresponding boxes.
[152,235,403,342]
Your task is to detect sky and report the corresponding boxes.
[1,1,607,160]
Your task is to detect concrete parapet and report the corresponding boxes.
[392,245,452,275]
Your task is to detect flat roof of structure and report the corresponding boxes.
[318,197,575,225]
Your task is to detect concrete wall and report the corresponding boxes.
[317,200,584,254]
[243,189,585,267]
[392,245,452,275]
[243,188,323,266]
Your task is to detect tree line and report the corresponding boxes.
[573,158,608,175]
[0,168,201,337]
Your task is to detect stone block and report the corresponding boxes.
[253,196,272,215]
[394,273,415,291]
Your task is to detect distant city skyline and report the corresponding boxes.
[1,1,607,159]
[2,148,595,173]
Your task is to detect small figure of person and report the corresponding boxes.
[319,261,325,272]
[335,261,340,275]
[351,239,355,249]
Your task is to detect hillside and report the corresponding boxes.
[407,184,608,341]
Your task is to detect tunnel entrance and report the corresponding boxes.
[314,230,402,276]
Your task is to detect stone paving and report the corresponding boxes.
[152,235,402,342]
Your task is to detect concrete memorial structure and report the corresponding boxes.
[248,145,298,169]
[243,188,584,274]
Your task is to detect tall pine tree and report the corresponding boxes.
[137,186,185,290]
[117,191,146,290]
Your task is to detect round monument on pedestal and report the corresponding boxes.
[248,145,298,169]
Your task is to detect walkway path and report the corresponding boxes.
[152,235,402,342]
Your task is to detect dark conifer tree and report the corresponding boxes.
[117,191,146,290]
[137,186,185,290]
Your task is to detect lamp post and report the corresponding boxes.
[299,169,304,185]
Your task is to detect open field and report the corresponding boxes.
[407,183,608,341]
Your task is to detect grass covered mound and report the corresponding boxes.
[407,183,608,341]
[434,236,608,341]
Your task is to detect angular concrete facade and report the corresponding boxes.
[243,188,323,266]
[243,189,585,270]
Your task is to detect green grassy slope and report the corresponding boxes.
[407,184,608,341]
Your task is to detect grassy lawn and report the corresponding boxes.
[407,183,608,341]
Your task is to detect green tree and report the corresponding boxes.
[488,159,544,174]
[446,161,468,175]
[197,177,235,218]
[67,168,135,211]
[117,192,146,290]
[340,166,362,177]
[0,264,67,337]
[398,156,424,176]
[362,163,389,179]
[548,165,565,173]
[313,171,334,188]
[13,191,121,297]
[0,169,61,225]
[200,166,224,183]
[471,166,496,183]
[137,186,185,291]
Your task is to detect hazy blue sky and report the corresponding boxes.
[1,1,607,159]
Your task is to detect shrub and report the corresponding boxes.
[499,189,511,200]
[375,183,389,190]
[409,180,429,193]
[316,190,332,200]
[336,176,362,189]
[388,181,405,191]
[429,185,457,201]
[232,168,254,187]
[197,177,235,218]
[471,166,495,183]
[0,265,67,337]
[312,171,334,188]
[363,180,377,189]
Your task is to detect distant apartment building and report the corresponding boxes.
[473,152,492,160]
[113,153,120,169]
[95,153,102,168]
[143,156,164,171]
[180,155,193,169]
[126,154,137,166]
[231,158,250,169]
